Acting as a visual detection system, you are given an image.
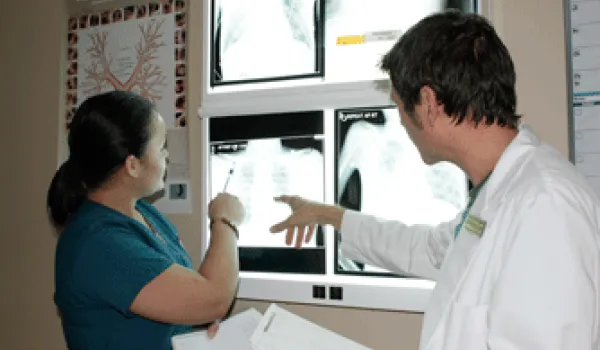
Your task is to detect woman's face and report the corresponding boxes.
[138,112,169,196]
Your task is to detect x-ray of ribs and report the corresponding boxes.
[221,140,324,247]
[217,0,316,81]
[339,120,463,225]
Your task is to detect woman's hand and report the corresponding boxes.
[209,193,245,226]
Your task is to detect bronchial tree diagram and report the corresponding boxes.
[76,13,177,130]
[82,19,168,102]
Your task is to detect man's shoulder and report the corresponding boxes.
[506,143,599,208]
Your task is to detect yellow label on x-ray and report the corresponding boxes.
[337,35,366,45]
[336,30,403,46]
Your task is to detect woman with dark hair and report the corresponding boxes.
[48,90,244,349]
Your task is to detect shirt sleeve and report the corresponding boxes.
[487,193,598,350]
[340,210,461,280]
[72,222,174,315]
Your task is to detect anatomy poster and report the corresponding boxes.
[65,0,192,213]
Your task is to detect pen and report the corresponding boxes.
[223,166,234,192]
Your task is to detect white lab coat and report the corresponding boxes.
[340,125,600,350]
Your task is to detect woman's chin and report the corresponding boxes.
[143,185,166,203]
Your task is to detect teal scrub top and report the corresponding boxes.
[54,199,194,350]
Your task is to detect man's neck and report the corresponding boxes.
[452,124,519,187]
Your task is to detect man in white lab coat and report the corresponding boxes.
[270,10,600,350]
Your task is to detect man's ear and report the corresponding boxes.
[124,155,141,178]
[420,86,442,127]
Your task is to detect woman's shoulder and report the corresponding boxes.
[68,200,132,229]
[59,201,144,247]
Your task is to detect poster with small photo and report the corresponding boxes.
[137,5,148,18]
[149,3,161,16]
[175,79,185,94]
[112,9,123,22]
[68,32,78,46]
[68,47,77,60]
[176,95,186,110]
[175,0,185,12]
[66,0,187,129]
[64,0,190,213]
[67,77,77,90]
[66,107,77,129]
[175,63,185,78]
[169,183,188,200]
[175,110,186,127]
[162,0,173,14]
[175,47,185,61]
[68,17,78,31]
[79,15,88,29]
[67,61,77,75]
[89,14,100,27]
[101,11,111,25]
[175,13,185,27]
[175,29,185,45]
[124,6,135,20]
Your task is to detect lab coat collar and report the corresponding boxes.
[482,123,541,207]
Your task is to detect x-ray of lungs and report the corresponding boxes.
[325,0,446,80]
[335,108,468,275]
[211,138,324,247]
[212,0,323,84]
[209,111,325,250]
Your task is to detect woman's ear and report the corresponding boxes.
[124,155,141,178]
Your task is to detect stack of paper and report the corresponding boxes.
[171,304,372,350]
[171,308,261,350]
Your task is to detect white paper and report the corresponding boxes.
[171,308,262,350]
[250,304,372,350]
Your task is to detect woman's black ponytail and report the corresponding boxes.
[47,159,87,228]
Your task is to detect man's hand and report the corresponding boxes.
[270,196,321,248]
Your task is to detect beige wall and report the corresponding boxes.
[0,0,568,349]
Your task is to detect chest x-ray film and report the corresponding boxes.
[324,0,473,81]
[209,111,326,274]
[335,107,468,276]
[211,0,324,85]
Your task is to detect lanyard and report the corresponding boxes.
[454,173,491,239]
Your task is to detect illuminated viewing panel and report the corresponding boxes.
[207,108,468,276]
[209,111,327,274]
[209,0,475,86]
[334,107,468,276]
[202,0,480,312]
[326,0,445,81]
[211,0,325,85]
